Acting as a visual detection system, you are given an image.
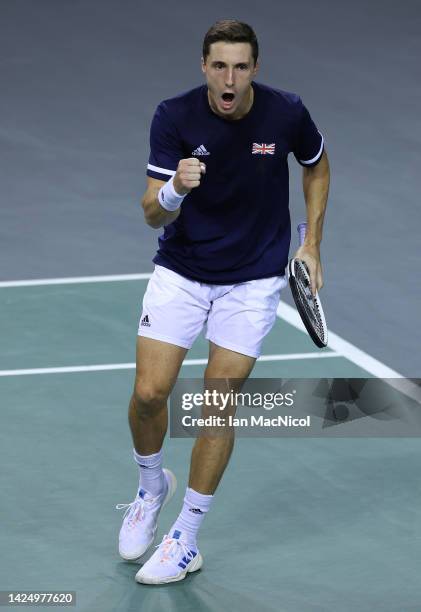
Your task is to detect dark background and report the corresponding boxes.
[1,0,420,375]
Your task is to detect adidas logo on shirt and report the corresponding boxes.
[140,314,151,327]
[192,144,210,156]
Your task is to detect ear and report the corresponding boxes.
[252,59,260,77]
[201,56,206,74]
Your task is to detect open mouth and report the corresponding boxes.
[222,92,235,101]
[221,92,235,109]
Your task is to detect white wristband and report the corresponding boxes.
[158,176,186,212]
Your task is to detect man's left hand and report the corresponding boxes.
[293,244,323,296]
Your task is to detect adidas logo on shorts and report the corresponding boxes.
[140,314,151,327]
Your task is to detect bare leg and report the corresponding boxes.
[129,336,187,455]
[188,342,256,494]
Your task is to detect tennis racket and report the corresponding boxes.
[288,222,328,348]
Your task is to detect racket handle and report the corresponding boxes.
[297,222,307,247]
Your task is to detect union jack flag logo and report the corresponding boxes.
[252,143,276,155]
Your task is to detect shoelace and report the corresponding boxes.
[116,495,157,526]
[156,535,195,565]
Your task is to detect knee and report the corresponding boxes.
[132,380,169,415]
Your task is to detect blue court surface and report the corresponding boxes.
[1,276,421,612]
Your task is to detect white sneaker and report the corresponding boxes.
[135,529,203,584]
[116,468,177,561]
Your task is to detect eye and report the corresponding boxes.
[238,64,248,71]
[214,62,224,70]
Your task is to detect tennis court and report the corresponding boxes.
[1,0,421,610]
[1,277,421,611]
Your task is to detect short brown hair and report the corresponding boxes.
[202,20,259,65]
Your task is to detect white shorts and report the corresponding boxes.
[138,265,287,358]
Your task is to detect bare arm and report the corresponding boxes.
[294,149,330,294]
[302,149,330,247]
[141,177,181,229]
[141,158,205,229]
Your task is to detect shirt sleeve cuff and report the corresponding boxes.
[297,133,324,167]
[146,163,177,182]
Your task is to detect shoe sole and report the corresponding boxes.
[119,468,177,562]
[135,552,203,584]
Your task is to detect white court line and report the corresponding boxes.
[277,302,420,403]
[0,352,339,377]
[276,302,401,378]
[0,273,152,288]
[0,272,416,399]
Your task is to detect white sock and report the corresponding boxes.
[169,487,213,549]
[133,448,165,497]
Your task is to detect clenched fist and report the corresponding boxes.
[173,158,206,195]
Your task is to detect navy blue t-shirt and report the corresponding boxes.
[146,81,324,284]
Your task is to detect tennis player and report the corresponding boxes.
[117,19,330,584]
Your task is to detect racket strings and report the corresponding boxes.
[294,262,326,343]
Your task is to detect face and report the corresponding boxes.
[201,41,259,120]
